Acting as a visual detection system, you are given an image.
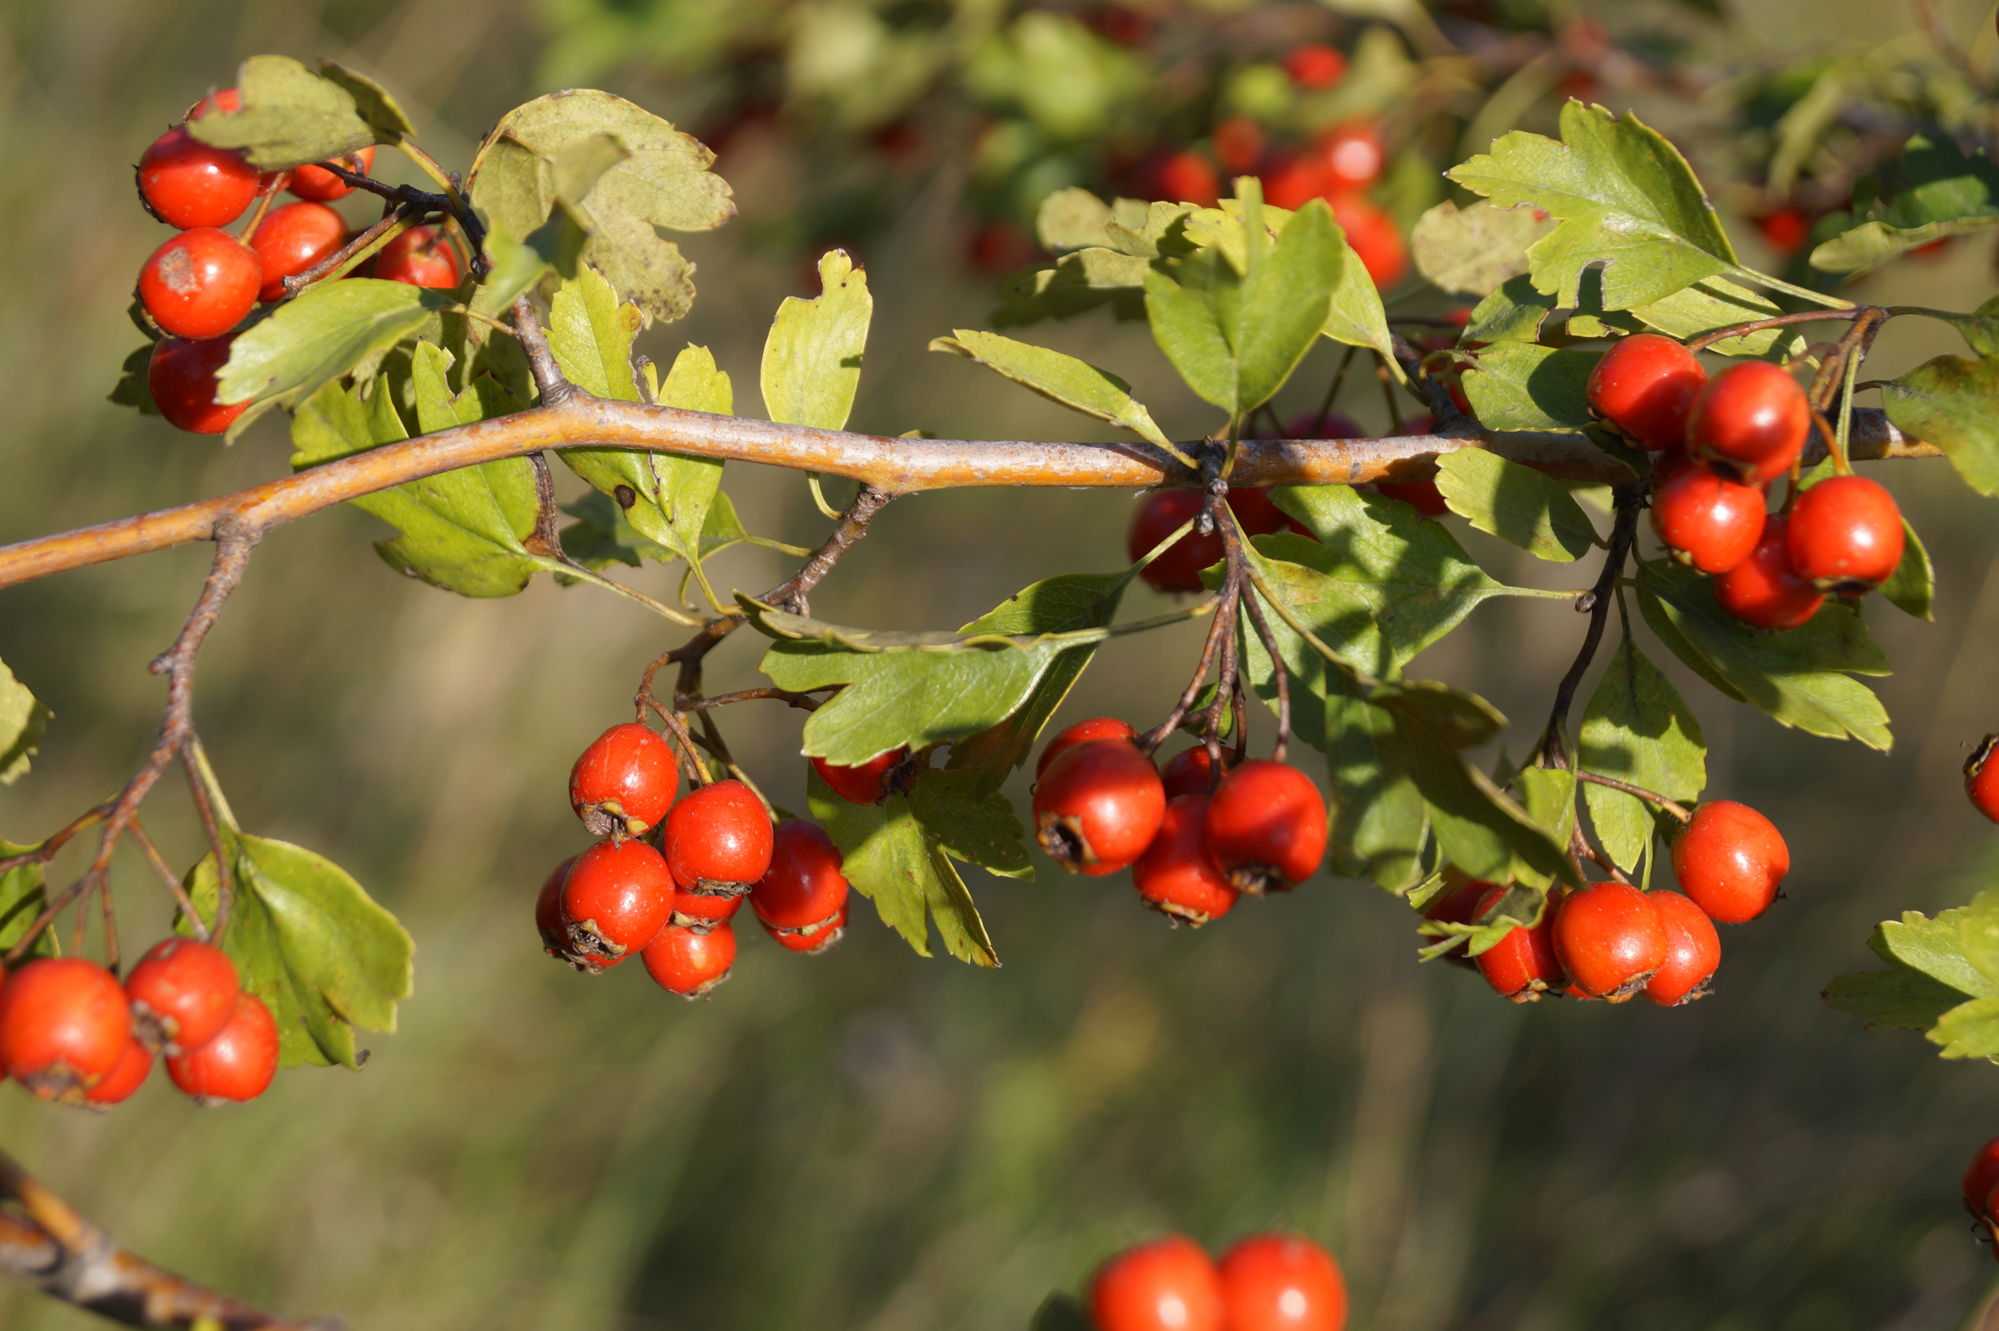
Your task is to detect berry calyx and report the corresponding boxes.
[664,780,775,895]
[288,146,376,202]
[1551,882,1667,1001]
[371,224,462,288]
[249,201,347,301]
[1160,745,1220,799]
[1039,717,1140,779]
[136,126,259,230]
[1203,760,1328,893]
[641,922,736,998]
[1671,800,1789,924]
[124,937,240,1053]
[1650,462,1766,575]
[1131,795,1239,927]
[1967,735,1999,825]
[535,857,576,959]
[0,959,132,1101]
[1643,891,1721,1006]
[1315,122,1383,190]
[812,747,907,804]
[1033,739,1166,876]
[1128,489,1221,593]
[1471,886,1564,1002]
[1216,1233,1348,1331]
[137,227,262,340]
[1785,474,1905,594]
[85,1038,154,1109]
[771,907,847,954]
[569,722,680,838]
[1687,361,1810,483]
[1585,334,1706,450]
[1089,1235,1225,1331]
[148,336,246,435]
[751,820,851,936]
[558,838,674,968]
[1284,44,1348,90]
[164,993,278,1104]
[670,886,744,933]
[1714,514,1824,630]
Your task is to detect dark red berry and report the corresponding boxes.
[1785,474,1905,594]
[1552,882,1667,1001]
[1687,361,1810,483]
[664,780,774,894]
[1204,760,1328,893]
[137,125,259,229]
[148,336,246,435]
[124,938,240,1053]
[1472,885,1564,1002]
[1160,745,1220,799]
[1033,739,1166,876]
[1586,334,1706,450]
[641,921,736,997]
[1643,890,1721,1006]
[1650,461,1765,574]
[249,201,346,301]
[1227,487,1310,538]
[1038,717,1139,779]
[535,857,576,959]
[1131,795,1239,926]
[812,747,906,804]
[370,223,461,288]
[1671,800,1788,924]
[165,993,278,1103]
[569,722,680,837]
[1968,735,1999,825]
[138,227,262,339]
[559,839,674,968]
[1964,1138,1999,1217]
[1128,489,1221,593]
[771,907,847,954]
[1714,514,1824,630]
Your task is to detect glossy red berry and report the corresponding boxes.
[1128,489,1221,592]
[138,227,262,339]
[1284,44,1348,90]
[772,906,846,953]
[1154,150,1220,207]
[1329,192,1406,289]
[165,992,278,1104]
[641,921,736,997]
[1217,1233,1348,1331]
[752,820,851,936]
[288,145,376,201]
[1472,886,1564,1002]
[1160,745,1220,799]
[1963,1139,1999,1216]
[1671,800,1789,924]
[148,336,246,435]
[1132,795,1239,926]
[1642,890,1721,1006]
[1316,122,1383,191]
[1785,474,1905,594]
[85,1037,154,1109]
[664,780,775,894]
[249,201,346,301]
[670,886,745,933]
[1205,760,1327,893]
[1039,717,1140,779]
[1714,514,1824,630]
[1650,462,1765,575]
[1552,882,1667,1001]
[812,747,906,804]
[136,125,259,229]
[1034,739,1166,876]
[0,959,132,1101]
[1968,735,1999,825]
[1586,334,1706,450]
[124,938,240,1053]
[535,856,576,958]
[559,838,674,968]
[1687,361,1810,483]
[569,722,680,838]
[371,224,462,288]
[1090,1235,1225,1331]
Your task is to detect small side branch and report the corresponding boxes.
[510,298,574,407]
[1538,487,1643,770]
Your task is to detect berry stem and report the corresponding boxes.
[1574,771,1693,823]
[128,817,213,942]
[281,211,412,298]
[322,160,489,279]
[233,172,285,243]
[1537,486,1643,770]
[182,736,239,938]
[1682,304,1879,355]
[674,686,830,713]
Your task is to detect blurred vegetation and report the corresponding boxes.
[4,2,1999,1329]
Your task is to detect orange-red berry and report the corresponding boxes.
[1090,1235,1224,1331]
[0,959,132,1101]
[641,921,736,997]
[812,747,906,804]
[1785,474,1905,594]
[1472,886,1564,1002]
[751,820,851,936]
[124,938,240,1053]
[371,223,462,288]
[138,227,263,340]
[288,145,376,202]
[136,125,259,230]
[1968,735,1999,825]
[249,201,346,301]
[1217,1233,1348,1331]
[1671,800,1789,924]
[1204,760,1328,893]
[1131,795,1239,926]
[1034,739,1166,876]
[559,838,674,968]
[1643,891,1721,1006]
[1586,334,1706,451]
[148,336,246,435]
[1039,718,1139,779]
[569,722,680,838]
[1714,514,1824,630]
[1552,882,1667,1001]
[165,992,278,1103]
[1651,461,1765,575]
[664,780,774,895]
[1687,361,1810,483]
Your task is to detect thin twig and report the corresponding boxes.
[510,297,573,407]
[127,819,211,941]
[1239,579,1290,764]
[180,738,236,938]
[1574,771,1694,823]
[322,160,487,277]
[0,805,113,875]
[1537,488,1643,770]
[674,687,829,713]
[1683,305,1876,355]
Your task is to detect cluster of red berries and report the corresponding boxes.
[536,723,860,997]
[1426,799,1789,1005]
[1030,718,1328,925]
[1967,735,1999,824]
[1586,334,1906,627]
[1962,1138,1999,1261]
[0,941,276,1109]
[134,86,462,435]
[1087,1232,1347,1331]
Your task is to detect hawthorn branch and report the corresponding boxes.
[1537,487,1643,770]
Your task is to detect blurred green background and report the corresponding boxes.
[4,2,1999,1329]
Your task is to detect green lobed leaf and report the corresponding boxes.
[1627,277,1803,358]
[907,768,1033,880]
[1873,905,1996,997]
[649,344,736,566]
[217,279,445,440]
[1823,968,1969,1034]
[1810,135,1999,275]
[1511,766,1578,890]
[931,329,1172,449]
[1460,344,1598,432]
[1435,450,1598,562]
[1928,996,1999,1061]
[316,60,415,142]
[0,842,59,960]
[1392,710,1578,891]
[181,831,415,1069]
[1880,354,1999,498]
[762,250,872,431]
[1957,889,1999,991]
[1409,200,1552,297]
[1578,638,1707,870]
[1942,295,1999,358]
[185,55,374,169]
[0,660,51,787]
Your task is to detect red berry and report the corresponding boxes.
[1217,1233,1348,1331]
[0,960,131,1101]
[535,856,576,959]
[148,336,246,435]
[1128,489,1221,593]
[664,780,775,894]
[569,722,680,838]
[967,221,1035,274]
[288,145,376,202]
[771,907,847,954]
[1039,717,1140,779]
[559,838,674,968]
[1154,150,1221,207]
[1033,739,1166,876]
[137,227,262,339]
[1375,473,1449,517]
[1968,735,1999,825]
[1687,361,1810,483]
[1090,1235,1225,1331]
[1213,117,1266,175]
[1671,800,1789,924]
[1261,152,1331,212]
[812,747,906,804]
[371,223,462,288]
[1643,890,1721,1006]
[1586,334,1706,450]
[1964,1139,1999,1216]
[1472,885,1564,1001]
[124,938,240,1053]
[187,89,242,118]
[751,820,851,936]
[1284,44,1348,90]
[136,125,259,229]
[1329,192,1406,289]
[85,1037,154,1109]
[249,201,346,301]
[670,886,745,933]
[1160,745,1220,799]
[1425,878,1489,927]
[1552,882,1668,1001]
[1316,122,1383,191]
[1132,795,1239,926]
[1204,760,1328,893]
[641,921,736,998]
[1650,461,1766,574]
[1785,474,1905,594]
[1714,514,1824,630]
[1755,208,1811,255]
[165,992,278,1104]
[1227,487,1309,538]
